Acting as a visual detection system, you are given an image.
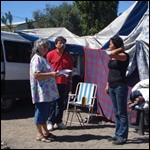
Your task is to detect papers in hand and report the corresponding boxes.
[57,69,72,77]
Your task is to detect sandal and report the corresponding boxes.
[44,133,56,140]
[36,136,51,143]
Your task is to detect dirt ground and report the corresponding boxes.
[1,99,149,149]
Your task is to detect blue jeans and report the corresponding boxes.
[34,102,51,124]
[109,85,129,143]
[48,84,69,125]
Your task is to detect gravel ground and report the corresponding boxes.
[1,99,149,149]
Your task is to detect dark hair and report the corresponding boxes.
[110,35,124,48]
[55,36,67,44]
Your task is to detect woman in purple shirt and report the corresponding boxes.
[30,38,59,143]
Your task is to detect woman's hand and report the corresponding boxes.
[105,87,109,95]
[51,71,59,77]
[55,70,65,77]
[105,83,109,95]
[108,46,124,59]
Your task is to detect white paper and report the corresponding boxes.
[58,69,72,74]
[57,69,72,77]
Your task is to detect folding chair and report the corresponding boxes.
[65,82,97,127]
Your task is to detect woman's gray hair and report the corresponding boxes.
[30,38,50,59]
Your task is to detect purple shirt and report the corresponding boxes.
[30,54,59,104]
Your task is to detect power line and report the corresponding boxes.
[1,12,32,20]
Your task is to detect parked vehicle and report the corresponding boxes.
[1,31,32,112]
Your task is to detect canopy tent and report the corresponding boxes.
[94,1,149,81]
[94,1,148,48]
[16,27,84,55]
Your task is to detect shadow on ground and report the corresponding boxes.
[53,134,149,144]
[1,98,34,120]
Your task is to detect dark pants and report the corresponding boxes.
[48,84,69,125]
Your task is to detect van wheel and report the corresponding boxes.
[1,98,15,112]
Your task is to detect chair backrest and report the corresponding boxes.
[75,82,97,105]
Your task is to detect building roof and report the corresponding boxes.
[1,21,26,27]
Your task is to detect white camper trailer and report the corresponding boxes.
[1,31,32,112]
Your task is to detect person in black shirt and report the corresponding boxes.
[105,35,130,145]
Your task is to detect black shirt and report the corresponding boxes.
[108,52,129,88]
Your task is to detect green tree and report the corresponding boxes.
[25,18,34,29]
[1,11,13,32]
[32,10,47,28]
[73,1,119,35]
[32,2,82,35]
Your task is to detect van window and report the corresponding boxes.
[4,41,32,63]
[1,42,4,62]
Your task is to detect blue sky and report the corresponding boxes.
[1,1,136,24]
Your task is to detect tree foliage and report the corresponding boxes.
[1,11,13,32]
[32,1,119,36]
[25,18,34,29]
[32,2,82,35]
[73,1,119,35]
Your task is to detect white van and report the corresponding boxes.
[1,31,32,112]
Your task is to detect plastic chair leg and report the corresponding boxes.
[139,111,144,135]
